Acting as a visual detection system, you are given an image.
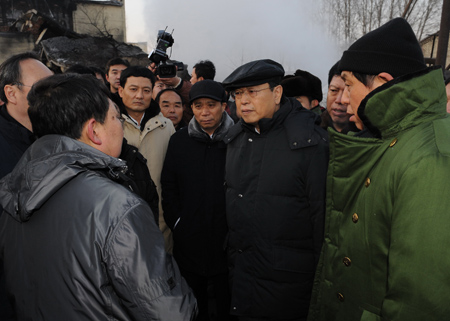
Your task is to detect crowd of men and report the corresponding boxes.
[0,17,450,321]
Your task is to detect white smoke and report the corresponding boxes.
[125,0,341,87]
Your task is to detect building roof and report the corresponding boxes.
[40,36,147,69]
[73,0,123,6]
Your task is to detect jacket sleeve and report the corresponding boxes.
[380,154,450,320]
[104,201,197,321]
[161,137,182,230]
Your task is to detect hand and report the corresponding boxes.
[157,75,182,88]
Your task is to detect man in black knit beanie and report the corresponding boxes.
[308,17,450,321]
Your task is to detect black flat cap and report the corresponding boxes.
[189,79,227,105]
[222,59,284,90]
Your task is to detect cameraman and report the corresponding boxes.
[150,63,193,123]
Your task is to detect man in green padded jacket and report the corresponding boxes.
[308,17,450,321]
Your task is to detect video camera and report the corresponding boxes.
[148,28,184,78]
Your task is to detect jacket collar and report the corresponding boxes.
[188,111,234,142]
[121,99,160,131]
[0,135,127,222]
[224,98,327,148]
[358,66,447,139]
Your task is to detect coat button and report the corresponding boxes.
[248,138,253,142]
[389,138,398,147]
[293,142,298,146]
[337,293,344,302]
[238,194,243,198]
[343,257,352,267]
[364,178,371,187]
[352,213,359,223]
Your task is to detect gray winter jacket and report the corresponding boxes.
[0,135,197,321]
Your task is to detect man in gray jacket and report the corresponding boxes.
[0,73,197,321]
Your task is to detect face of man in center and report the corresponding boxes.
[118,76,153,118]
[234,83,282,131]
[191,98,226,135]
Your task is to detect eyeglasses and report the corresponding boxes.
[230,87,272,100]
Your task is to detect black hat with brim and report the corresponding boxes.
[222,59,284,91]
[189,79,227,105]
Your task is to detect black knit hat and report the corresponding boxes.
[189,79,227,105]
[281,69,323,102]
[222,59,284,90]
[339,18,426,78]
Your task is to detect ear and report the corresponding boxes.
[105,74,110,83]
[377,72,394,84]
[221,102,227,112]
[274,85,283,104]
[118,86,124,98]
[311,99,319,108]
[80,118,102,146]
[3,85,18,105]
[198,76,205,82]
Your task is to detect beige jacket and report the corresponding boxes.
[123,112,175,253]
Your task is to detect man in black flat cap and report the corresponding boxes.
[161,80,235,321]
[221,59,329,321]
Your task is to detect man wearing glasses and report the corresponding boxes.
[0,52,52,320]
[222,59,329,321]
[0,52,52,179]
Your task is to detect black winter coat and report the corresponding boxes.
[0,106,35,179]
[161,113,234,276]
[224,98,329,320]
[0,106,34,320]
[0,135,197,321]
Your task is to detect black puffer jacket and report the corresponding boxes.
[0,135,197,321]
[224,98,329,320]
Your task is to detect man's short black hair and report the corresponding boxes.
[105,58,130,75]
[28,73,111,139]
[0,52,40,103]
[155,88,182,105]
[193,60,216,80]
[119,66,155,88]
[352,72,377,88]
